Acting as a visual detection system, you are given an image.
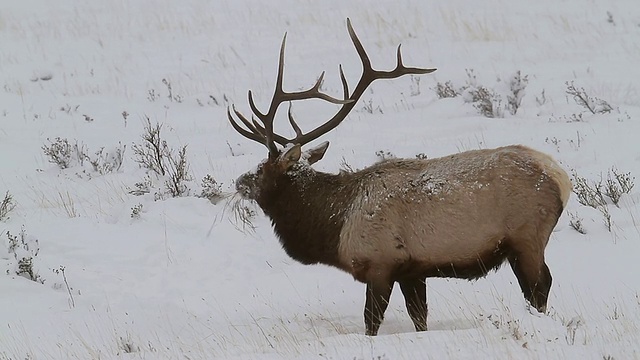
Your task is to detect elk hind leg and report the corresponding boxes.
[399,277,428,332]
[508,252,552,313]
[364,276,394,336]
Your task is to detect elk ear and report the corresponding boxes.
[278,144,302,170]
[304,141,330,165]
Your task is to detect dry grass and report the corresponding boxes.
[224,194,257,233]
[437,7,517,42]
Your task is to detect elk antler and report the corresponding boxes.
[228,18,436,157]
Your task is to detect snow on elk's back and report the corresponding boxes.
[346,145,563,213]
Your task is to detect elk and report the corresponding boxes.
[228,19,571,336]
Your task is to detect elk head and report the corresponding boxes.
[228,18,436,206]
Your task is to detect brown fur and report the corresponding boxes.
[236,144,570,336]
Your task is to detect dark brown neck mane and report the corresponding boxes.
[258,165,357,267]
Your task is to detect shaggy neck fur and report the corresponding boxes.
[257,165,357,267]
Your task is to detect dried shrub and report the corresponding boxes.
[131,204,143,219]
[434,81,459,99]
[90,143,126,174]
[42,137,87,169]
[572,171,606,208]
[43,137,124,175]
[603,167,634,206]
[469,86,503,118]
[568,212,587,235]
[5,227,44,284]
[164,145,191,197]
[199,174,224,204]
[565,81,613,114]
[506,71,529,115]
[443,69,528,118]
[0,191,16,221]
[132,118,167,176]
[132,117,193,198]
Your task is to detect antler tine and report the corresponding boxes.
[281,71,352,105]
[232,105,259,133]
[251,118,266,137]
[347,18,436,82]
[279,18,436,147]
[247,117,291,145]
[228,103,292,149]
[287,103,304,138]
[371,44,436,79]
[227,106,265,144]
[339,65,349,101]
[346,18,372,72]
[247,90,267,121]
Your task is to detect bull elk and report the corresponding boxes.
[228,19,571,336]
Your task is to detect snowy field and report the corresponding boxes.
[1,0,640,359]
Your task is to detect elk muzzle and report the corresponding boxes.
[235,172,258,200]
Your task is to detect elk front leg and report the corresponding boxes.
[364,277,394,336]
[399,277,428,332]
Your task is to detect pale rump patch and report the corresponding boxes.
[521,146,572,207]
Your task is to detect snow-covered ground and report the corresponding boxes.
[1,1,639,359]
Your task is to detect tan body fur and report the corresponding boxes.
[338,145,570,285]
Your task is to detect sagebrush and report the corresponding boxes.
[199,174,224,204]
[5,228,44,284]
[565,81,613,114]
[42,137,125,175]
[572,168,634,208]
[0,191,16,221]
[132,117,193,198]
[435,69,529,118]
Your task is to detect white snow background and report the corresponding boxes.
[1,0,640,359]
